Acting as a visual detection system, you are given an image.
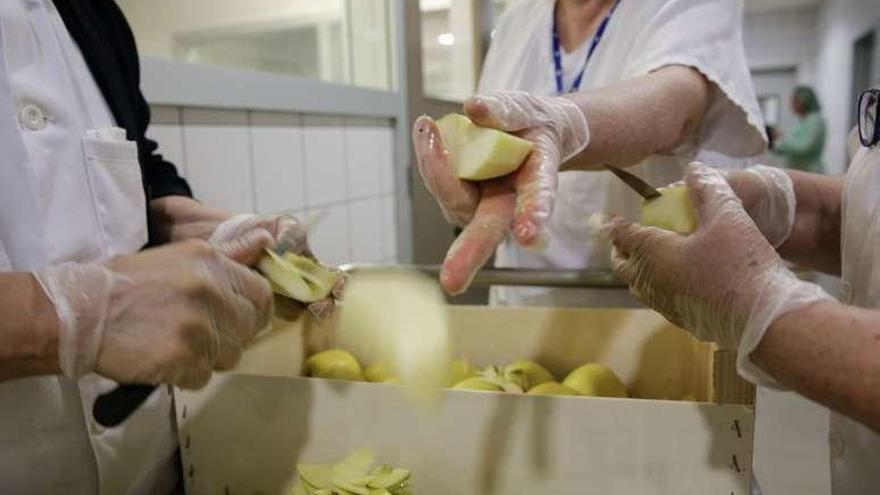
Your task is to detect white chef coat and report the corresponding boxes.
[481,0,767,307]
[833,142,880,493]
[0,1,177,494]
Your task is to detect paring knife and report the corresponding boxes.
[603,165,662,199]
[93,210,330,428]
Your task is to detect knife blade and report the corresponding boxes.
[603,165,662,199]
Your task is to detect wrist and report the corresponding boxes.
[736,270,830,387]
[0,273,61,380]
[150,196,232,242]
[30,274,62,376]
[35,263,114,379]
[556,95,591,162]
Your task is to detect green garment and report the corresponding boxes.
[773,112,826,174]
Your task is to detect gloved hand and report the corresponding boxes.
[208,213,344,318]
[413,91,590,294]
[602,164,830,386]
[209,213,312,255]
[35,231,274,389]
[725,165,796,248]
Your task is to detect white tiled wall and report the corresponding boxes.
[148,106,398,266]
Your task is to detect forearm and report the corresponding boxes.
[560,65,710,171]
[777,171,843,274]
[150,196,231,244]
[0,273,60,381]
[753,300,880,432]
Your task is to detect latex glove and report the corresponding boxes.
[602,164,830,386]
[209,213,312,255]
[725,165,796,248]
[35,231,274,388]
[413,91,589,294]
[208,213,344,318]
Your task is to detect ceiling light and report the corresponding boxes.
[437,32,455,46]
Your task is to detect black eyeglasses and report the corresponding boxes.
[859,88,880,147]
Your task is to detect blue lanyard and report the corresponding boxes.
[552,0,621,95]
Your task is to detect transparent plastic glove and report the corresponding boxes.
[413,91,589,295]
[725,165,796,248]
[208,213,344,318]
[35,231,274,388]
[602,164,830,386]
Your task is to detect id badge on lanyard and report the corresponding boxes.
[552,0,621,95]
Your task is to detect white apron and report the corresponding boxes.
[480,0,766,307]
[834,143,880,493]
[0,1,176,493]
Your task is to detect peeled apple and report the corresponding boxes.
[445,358,477,386]
[562,363,629,398]
[527,381,579,396]
[258,250,339,302]
[436,113,533,181]
[452,377,504,392]
[640,185,698,234]
[503,359,555,390]
[364,361,396,383]
[305,349,364,381]
[338,270,452,408]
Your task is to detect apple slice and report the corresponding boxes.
[368,466,412,489]
[436,113,533,181]
[296,464,333,490]
[640,185,698,234]
[257,250,339,302]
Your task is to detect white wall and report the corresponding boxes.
[814,0,879,173]
[744,7,820,82]
[149,106,398,267]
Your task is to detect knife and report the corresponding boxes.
[603,165,662,199]
[93,210,329,428]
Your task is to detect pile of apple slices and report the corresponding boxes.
[293,448,412,495]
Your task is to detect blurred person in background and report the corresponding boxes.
[413,0,766,307]
[773,85,826,174]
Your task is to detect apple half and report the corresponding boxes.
[257,250,339,303]
[436,113,533,181]
[640,185,698,234]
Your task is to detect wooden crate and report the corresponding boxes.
[176,306,755,494]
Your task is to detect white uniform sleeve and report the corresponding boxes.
[623,0,767,158]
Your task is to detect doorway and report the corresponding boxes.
[851,30,877,129]
[752,67,799,147]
